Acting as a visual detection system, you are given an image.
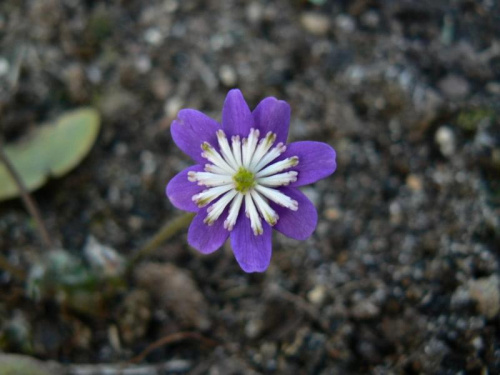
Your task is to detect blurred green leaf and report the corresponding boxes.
[0,108,100,201]
[27,249,126,316]
[0,354,63,375]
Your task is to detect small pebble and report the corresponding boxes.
[247,2,263,23]
[406,174,423,192]
[389,201,403,225]
[135,55,152,74]
[468,275,500,319]
[352,300,380,319]
[486,82,500,95]
[324,207,342,220]
[100,88,138,119]
[83,236,125,277]
[245,318,263,339]
[140,150,157,176]
[150,72,171,100]
[335,14,356,33]
[435,126,456,157]
[0,57,9,76]
[438,75,470,99]
[144,28,163,46]
[219,65,237,87]
[471,336,484,351]
[307,285,327,305]
[300,12,330,36]
[165,96,183,118]
[134,263,211,330]
[86,65,102,84]
[64,64,87,102]
[361,11,380,29]
[164,0,178,13]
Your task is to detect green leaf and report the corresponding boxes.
[0,354,64,375]
[0,108,100,201]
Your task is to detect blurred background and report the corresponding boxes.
[0,0,499,374]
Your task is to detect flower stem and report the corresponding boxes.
[0,143,54,249]
[127,212,194,270]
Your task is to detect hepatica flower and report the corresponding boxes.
[166,89,336,272]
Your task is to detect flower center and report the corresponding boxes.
[233,167,255,193]
[187,128,299,235]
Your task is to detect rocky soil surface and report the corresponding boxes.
[0,0,499,374]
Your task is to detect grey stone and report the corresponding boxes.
[301,13,330,36]
[438,75,470,99]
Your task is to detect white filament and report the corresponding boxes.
[189,128,299,235]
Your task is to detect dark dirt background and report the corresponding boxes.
[1,0,499,374]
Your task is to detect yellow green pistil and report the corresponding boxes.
[233,167,255,193]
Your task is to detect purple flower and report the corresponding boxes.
[166,89,336,273]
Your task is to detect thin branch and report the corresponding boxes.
[0,143,53,249]
[127,331,218,365]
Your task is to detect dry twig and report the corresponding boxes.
[127,331,218,365]
[0,141,54,249]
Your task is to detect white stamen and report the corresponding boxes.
[257,171,298,187]
[231,136,242,166]
[217,130,239,170]
[255,185,298,211]
[248,132,276,171]
[253,142,286,172]
[242,128,260,168]
[224,193,244,231]
[245,193,263,235]
[256,156,299,178]
[204,164,231,175]
[188,129,301,235]
[201,142,235,174]
[192,184,234,207]
[250,190,279,226]
[204,190,238,225]
[188,171,233,186]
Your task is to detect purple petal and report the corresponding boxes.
[252,97,291,144]
[188,207,229,254]
[272,188,318,240]
[222,89,254,138]
[280,141,336,187]
[166,165,205,213]
[171,109,221,164]
[230,214,272,273]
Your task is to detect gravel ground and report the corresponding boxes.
[0,1,499,374]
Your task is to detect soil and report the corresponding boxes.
[1,0,499,374]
